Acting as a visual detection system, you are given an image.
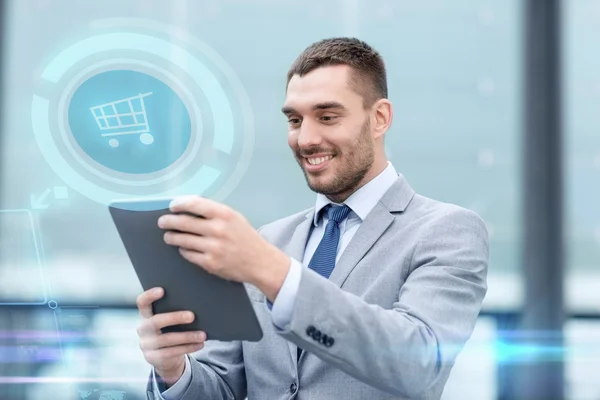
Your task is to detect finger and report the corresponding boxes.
[137,287,164,319]
[147,310,196,333]
[179,248,208,268]
[145,343,205,364]
[169,196,225,220]
[163,231,208,251]
[157,214,210,236]
[138,310,193,336]
[137,319,159,338]
[141,330,206,351]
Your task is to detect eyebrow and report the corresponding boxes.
[281,101,347,115]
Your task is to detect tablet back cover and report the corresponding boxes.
[109,202,263,342]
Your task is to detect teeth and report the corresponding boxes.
[307,156,333,165]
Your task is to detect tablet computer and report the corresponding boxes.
[109,198,263,342]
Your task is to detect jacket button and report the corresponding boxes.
[306,325,316,336]
[312,330,322,342]
[290,382,298,394]
[320,334,328,345]
[326,337,335,347]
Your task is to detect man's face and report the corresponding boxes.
[283,65,375,200]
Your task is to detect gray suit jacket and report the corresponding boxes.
[147,174,489,399]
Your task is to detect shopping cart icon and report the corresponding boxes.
[90,92,153,148]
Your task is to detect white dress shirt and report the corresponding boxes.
[154,161,400,399]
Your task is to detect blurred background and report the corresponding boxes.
[0,0,598,399]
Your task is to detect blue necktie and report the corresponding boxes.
[298,204,351,361]
[308,204,352,279]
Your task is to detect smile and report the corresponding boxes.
[304,155,334,172]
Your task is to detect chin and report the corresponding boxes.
[305,178,327,193]
[307,179,338,195]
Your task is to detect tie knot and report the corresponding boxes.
[326,204,351,223]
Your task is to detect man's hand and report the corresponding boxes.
[136,287,206,387]
[157,195,291,301]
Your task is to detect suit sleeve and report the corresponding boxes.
[151,355,192,399]
[273,208,489,398]
[146,340,247,400]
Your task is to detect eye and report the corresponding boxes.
[320,115,337,122]
[288,118,301,126]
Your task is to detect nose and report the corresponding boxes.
[296,120,323,148]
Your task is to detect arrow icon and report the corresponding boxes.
[29,186,69,210]
[30,188,51,210]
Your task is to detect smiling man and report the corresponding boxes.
[138,37,489,400]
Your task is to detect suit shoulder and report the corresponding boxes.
[409,194,488,238]
[404,195,490,272]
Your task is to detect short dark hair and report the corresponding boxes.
[286,37,388,109]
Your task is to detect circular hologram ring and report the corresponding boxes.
[32,29,254,210]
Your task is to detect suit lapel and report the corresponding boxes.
[283,210,314,367]
[328,203,395,287]
[295,202,397,365]
[289,174,416,366]
[330,174,415,288]
[285,210,314,263]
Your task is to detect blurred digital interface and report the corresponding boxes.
[0,0,598,399]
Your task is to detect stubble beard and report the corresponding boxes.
[299,119,374,203]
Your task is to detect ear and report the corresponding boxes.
[370,99,393,140]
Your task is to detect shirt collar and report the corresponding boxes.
[313,161,399,226]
